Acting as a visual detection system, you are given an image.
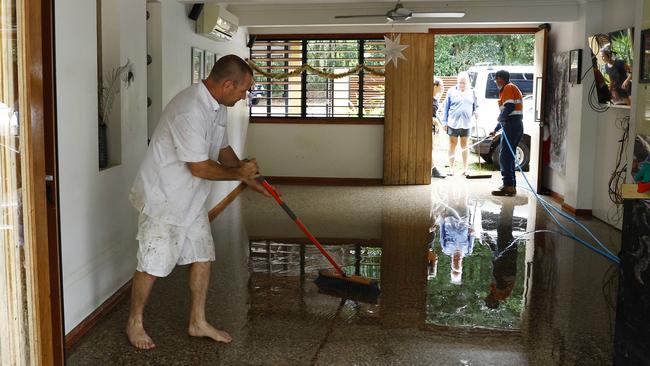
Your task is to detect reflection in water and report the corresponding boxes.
[66,184,619,365]
[431,189,476,285]
[483,199,525,310]
[426,186,528,329]
[239,184,615,364]
[247,186,532,331]
[249,241,382,281]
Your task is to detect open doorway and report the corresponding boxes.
[430,28,547,193]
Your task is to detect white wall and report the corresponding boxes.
[544,0,639,229]
[586,0,636,228]
[246,124,384,179]
[58,0,252,333]
[56,0,148,333]
[147,2,163,139]
[544,10,599,205]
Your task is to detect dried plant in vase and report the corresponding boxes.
[98,59,133,168]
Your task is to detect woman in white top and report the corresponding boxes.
[442,72,478,176]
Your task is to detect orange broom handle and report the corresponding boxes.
[256,176,345,276]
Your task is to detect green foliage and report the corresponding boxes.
[610,30,633,64]
[426,240,526,329]
[307,40,359,70]
[435,34,535,76]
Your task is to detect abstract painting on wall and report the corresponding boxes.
[546,52,569,172]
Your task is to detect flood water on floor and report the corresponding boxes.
[67,178,621,365]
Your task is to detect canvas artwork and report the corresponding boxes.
[204,51,215,78]
[546,52,569,172]
[191,47,203,84]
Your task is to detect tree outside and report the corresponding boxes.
[434,34,535,76]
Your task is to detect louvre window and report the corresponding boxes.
[250,37,385,118]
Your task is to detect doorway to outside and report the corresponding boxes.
[430,28,547,193]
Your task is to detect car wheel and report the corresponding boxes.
[491,141,530,172]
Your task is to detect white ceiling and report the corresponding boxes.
[216,0,579,3]
[178,1,582,29]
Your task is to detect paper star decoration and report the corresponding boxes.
[384,34,409,67]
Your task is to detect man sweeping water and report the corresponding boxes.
[126,55,272,350]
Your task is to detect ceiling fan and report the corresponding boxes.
[334,1,465,22]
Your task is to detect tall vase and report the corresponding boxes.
[98,122,108,169]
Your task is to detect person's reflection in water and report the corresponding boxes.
[484,199,518,309]
[429,190,477,285]
[427,247,438,279]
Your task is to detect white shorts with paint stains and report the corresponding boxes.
[135,211,215,277]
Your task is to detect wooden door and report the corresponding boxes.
[0,0,63,364]
[532,27,549,193]
[383,33,434,185]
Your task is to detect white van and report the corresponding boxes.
[467,64,535,170]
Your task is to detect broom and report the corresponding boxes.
[256,176,380,297]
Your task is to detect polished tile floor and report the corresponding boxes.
[67,177,621,365]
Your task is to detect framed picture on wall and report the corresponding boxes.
[640,29,650,83]
[191,47,203,84]
[204,51,215,78]
[568,49,582,84]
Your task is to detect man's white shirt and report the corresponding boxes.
[130,82,229,227]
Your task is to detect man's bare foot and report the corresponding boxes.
[126,319,156,350]
[188,321,233,344]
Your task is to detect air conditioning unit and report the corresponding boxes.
[195,4,238,41]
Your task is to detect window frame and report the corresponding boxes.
[249,34,386,124]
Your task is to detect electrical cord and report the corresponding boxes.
[588,79,610,113]
[532,188,618,258]
[601,263,619,341]
[580,64,594,82]
[499,121,621,265]
[493,197,620,264]
[527,185,620,263]
[607,114,630,223]
[609,114,630,200]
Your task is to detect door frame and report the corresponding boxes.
[18,0,64,364]
[428,26,546,191]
